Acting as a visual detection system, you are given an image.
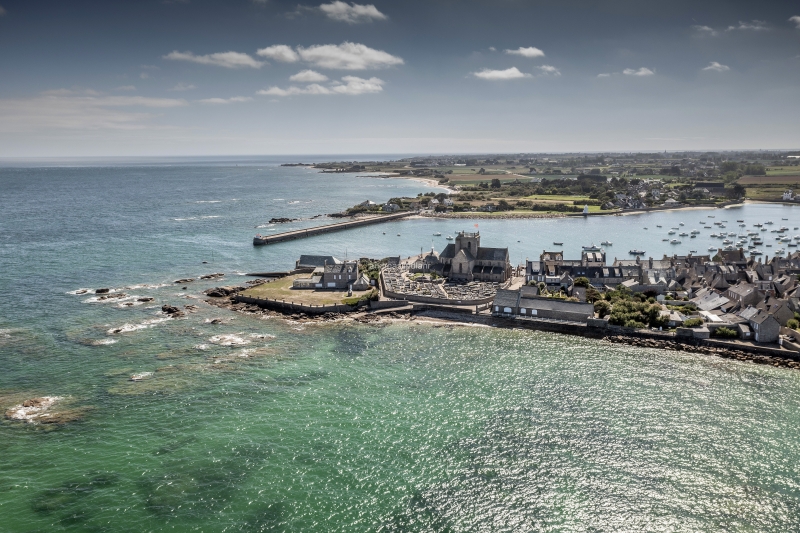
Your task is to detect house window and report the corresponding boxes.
[459,263,463,273]
[494,306,499,311]
[520,308,526,314]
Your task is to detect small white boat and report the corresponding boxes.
[668,230,676,234]
[433,232,442,236]
[679,222,685,226]
[601,240,613,246]
[446,235,454,240]
[679,232,688,237]
[690,229,700,234]
[708,246,717,251]
[670,239,681,244]
[630,249,646,255]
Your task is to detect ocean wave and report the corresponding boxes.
[6,396,63,422]
[249,333,275,340]
[171,216,222,221]
[124,283,168,290]
[130,372,153,381]
[195,200,222,203]
[209,334,250,346]
[287,200,300,204]
[193,344,211,350]
[87,338,118,346]
[83,294,138,304]
[107,317,171,335]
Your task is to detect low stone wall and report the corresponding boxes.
[234,295,361,315]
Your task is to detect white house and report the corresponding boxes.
[783,190,794,201]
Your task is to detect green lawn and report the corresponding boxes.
[241,275,372,305]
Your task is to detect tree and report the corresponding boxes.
[720,161,739,173]
[594,300,611,318]
[490,178,501,188]
[478,167,486,175]
[586,286,601,303]
[574,276,590,288]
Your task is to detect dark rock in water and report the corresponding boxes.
[210,318,224,324]
[204,286,245,297]
[182,287,187,290]
[161,305,184,317]
[95,288,110,294]
[174,278,194,284]
[202,261,208,264]
[200,273,225,280]
[268,217,297,224]
[137,297,154,302]
[98,293,127,301]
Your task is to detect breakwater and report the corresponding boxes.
[253,212,414,245]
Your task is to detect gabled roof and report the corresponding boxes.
[454,248,475,262]
[493,289,520,308]
[439,244,456,259]
[751,310,779,325]
[476,247,509,262]
[297,255,341,268]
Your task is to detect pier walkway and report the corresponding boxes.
[253,211,414,245]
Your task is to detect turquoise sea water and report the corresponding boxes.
[2,158,800,532]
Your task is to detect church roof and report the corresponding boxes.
[454,248,475,262]
[439,244,456,259]
[476,247,508,261]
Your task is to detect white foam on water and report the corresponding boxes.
[209,334,250,346]
[67,288,94,295]
[287,200,300,204]
[88,338,118,346]
[124,283,168,290]
[195,200,222,203]
[248,333,275,340]
[83,294,137,304]
[193,344,210,350]
[130,372,153,381]
[107,317,171,335]
[6,396,63,422]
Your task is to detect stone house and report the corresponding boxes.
[293,260,360,290]
[749,311,781,343]
[726,282,759,307]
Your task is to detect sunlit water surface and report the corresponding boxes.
[2,159,800,532]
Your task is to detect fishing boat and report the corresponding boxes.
[670,239,681,244]
[708,246,717,251]
[433,232,442,236]
[600,240,613,246]
[690,229,700,234]
[553,241,563,245]
[737,220,744,222]
[690,250,697,253]
[582,244,602,252]
[751,250,763,256]
[668,230,676,235]
[679,232,688,237]
[629,249,646,255]
[446,235,454,240]
[679,222,685,226]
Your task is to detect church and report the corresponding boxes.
[415,231,511,282]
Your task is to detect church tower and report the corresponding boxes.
[455,231,480,256]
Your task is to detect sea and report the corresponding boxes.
[2,156,800,532]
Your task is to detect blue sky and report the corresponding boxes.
[0,0,798,157]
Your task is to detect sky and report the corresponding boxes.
[0,0,798,157]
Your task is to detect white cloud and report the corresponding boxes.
[790,16,800,29]
[597,73,611,78]
[692,25,718,36]
[289,69,329,82]
[257,76,384,96]
[538,65,560,76]
[170,82,196,91]
[0,6,6,16]
[296,42,403,70]
[504,46,545,58]
[623,67,654,76]
[41,88,101,96]
[703,61,730,72]
[93,96,189,108]
[140,72,150,79]
[318,1,387,24]
[473,67,531,80]
[488,47,496,52]
[197,96,253,104]
[164,50,264,69]
[114,85,137,91]
[256,45,300,63]
[727,20,768,32]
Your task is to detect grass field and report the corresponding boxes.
[766,167,800,176]
[739,175,800,185]
[240,275,372,305]
[521,194,592,202]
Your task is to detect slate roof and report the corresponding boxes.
[297,255,341,268]
[476,247,509,262]
[439,244,456,259]
[493,289,520,308]
[518,296,594,314]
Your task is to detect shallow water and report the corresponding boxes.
[2,158,800,531]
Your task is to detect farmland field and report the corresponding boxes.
[739,175,800,185]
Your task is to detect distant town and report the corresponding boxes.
[284,150,800,217]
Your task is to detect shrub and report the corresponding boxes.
[683,317,704,328]
[787,319,799,330]
[714,327,738,338]
[624,320,647,329]
[574,276,590,288]
[594,300,611,318]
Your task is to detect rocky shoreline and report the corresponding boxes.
[603,335,800,370]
